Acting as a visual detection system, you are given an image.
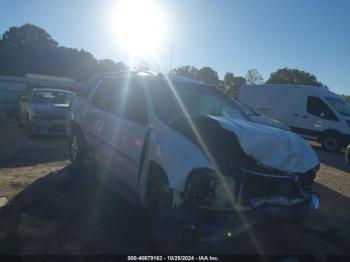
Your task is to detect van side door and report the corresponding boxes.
[302,96,341,137]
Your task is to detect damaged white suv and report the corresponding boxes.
[67,71,320,249]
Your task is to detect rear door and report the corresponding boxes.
[109,77,149,193]
[86,77,149,195]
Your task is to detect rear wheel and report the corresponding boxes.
[69,128,87,167]
[321,135,340,152]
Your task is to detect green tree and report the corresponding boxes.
[98,59,128,73]
[170,65,200,80]
[266,68,327,88]
[342,95,350,103]
[245,69,264,84]
[198,66,219,85]
[0,24,127,82]
[224,72,246,98]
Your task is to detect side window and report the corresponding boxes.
[307,96,338,121]
[114,78,148,125]
[92,77,148,125]
[92,78,117,112]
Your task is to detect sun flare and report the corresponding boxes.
[111,0,167,56]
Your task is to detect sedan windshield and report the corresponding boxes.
[149,80,246,123]
[32,90,74,104]
[325,97,350,117]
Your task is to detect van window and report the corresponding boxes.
[325,97,350,117]
[307,96,338,121]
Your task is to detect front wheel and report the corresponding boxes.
[345,145,350,163]
[150,182,198,253]
[25,115,33,137]
[69,128,87,167]
[321,135,340,152]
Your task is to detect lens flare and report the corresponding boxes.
[111,0,167,56]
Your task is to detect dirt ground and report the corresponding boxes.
[0,116,350,255]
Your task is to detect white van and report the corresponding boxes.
[239,84,350,151]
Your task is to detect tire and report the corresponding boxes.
[345,145,350,163]
[25,115,33,138]
[69,127,87,167]
[321,135,340,152]
[149,181,197,253]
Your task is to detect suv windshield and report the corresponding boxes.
[232,100,259,116]
[149,79,245,123]
[32,90,73,104]
[325,97,350,117]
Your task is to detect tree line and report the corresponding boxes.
[0,24,329,99]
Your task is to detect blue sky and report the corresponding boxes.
[1,0,349,94]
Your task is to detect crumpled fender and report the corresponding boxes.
[147,121,213,192]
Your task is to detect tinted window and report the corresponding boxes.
[92,78,148,125]
[92,78,117,112]
[307,96,338,121]
[79,75,103,97]
[325,97,350,117]
[111,78,148,125]
[148,80,245,124]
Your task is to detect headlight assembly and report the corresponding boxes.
[184,168,237,210]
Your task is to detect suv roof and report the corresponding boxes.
[102,70,206,85]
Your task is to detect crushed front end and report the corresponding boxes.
[182,163,320,241]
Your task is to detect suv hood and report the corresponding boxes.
[248,114,291,131]
[211,116,319,173]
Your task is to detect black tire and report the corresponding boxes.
[149,180,198,253]
[321,135,340,152]
[25,115,33,138]
[345,145,350,163]
[69,127,87,167]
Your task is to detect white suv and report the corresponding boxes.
[67,71,320,250]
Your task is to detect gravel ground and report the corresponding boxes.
[0,116,349,255]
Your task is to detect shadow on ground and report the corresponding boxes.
[0,166,349,255]
[311,145,350,173]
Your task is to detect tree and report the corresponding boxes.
[223,72,246,98]
[342,95,350,103]
[245,69,264,84]
[198,66,219,85]
[98,59,128,73]
[224,72,235,88]
[0,24,127,82]
[170,65,200,80]
[265,68,327,88]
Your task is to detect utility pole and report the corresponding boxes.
[169,44,174,72]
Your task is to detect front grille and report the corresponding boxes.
[240,174,300,204]
[48,124,66,133]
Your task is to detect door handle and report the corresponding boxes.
[301,115,309,119]
[293,113,299,117]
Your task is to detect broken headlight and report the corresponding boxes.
[184,168,237,210]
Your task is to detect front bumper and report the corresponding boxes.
[30,118,67,135]
[192,199,315,242]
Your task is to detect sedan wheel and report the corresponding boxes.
[69,129,86,167]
